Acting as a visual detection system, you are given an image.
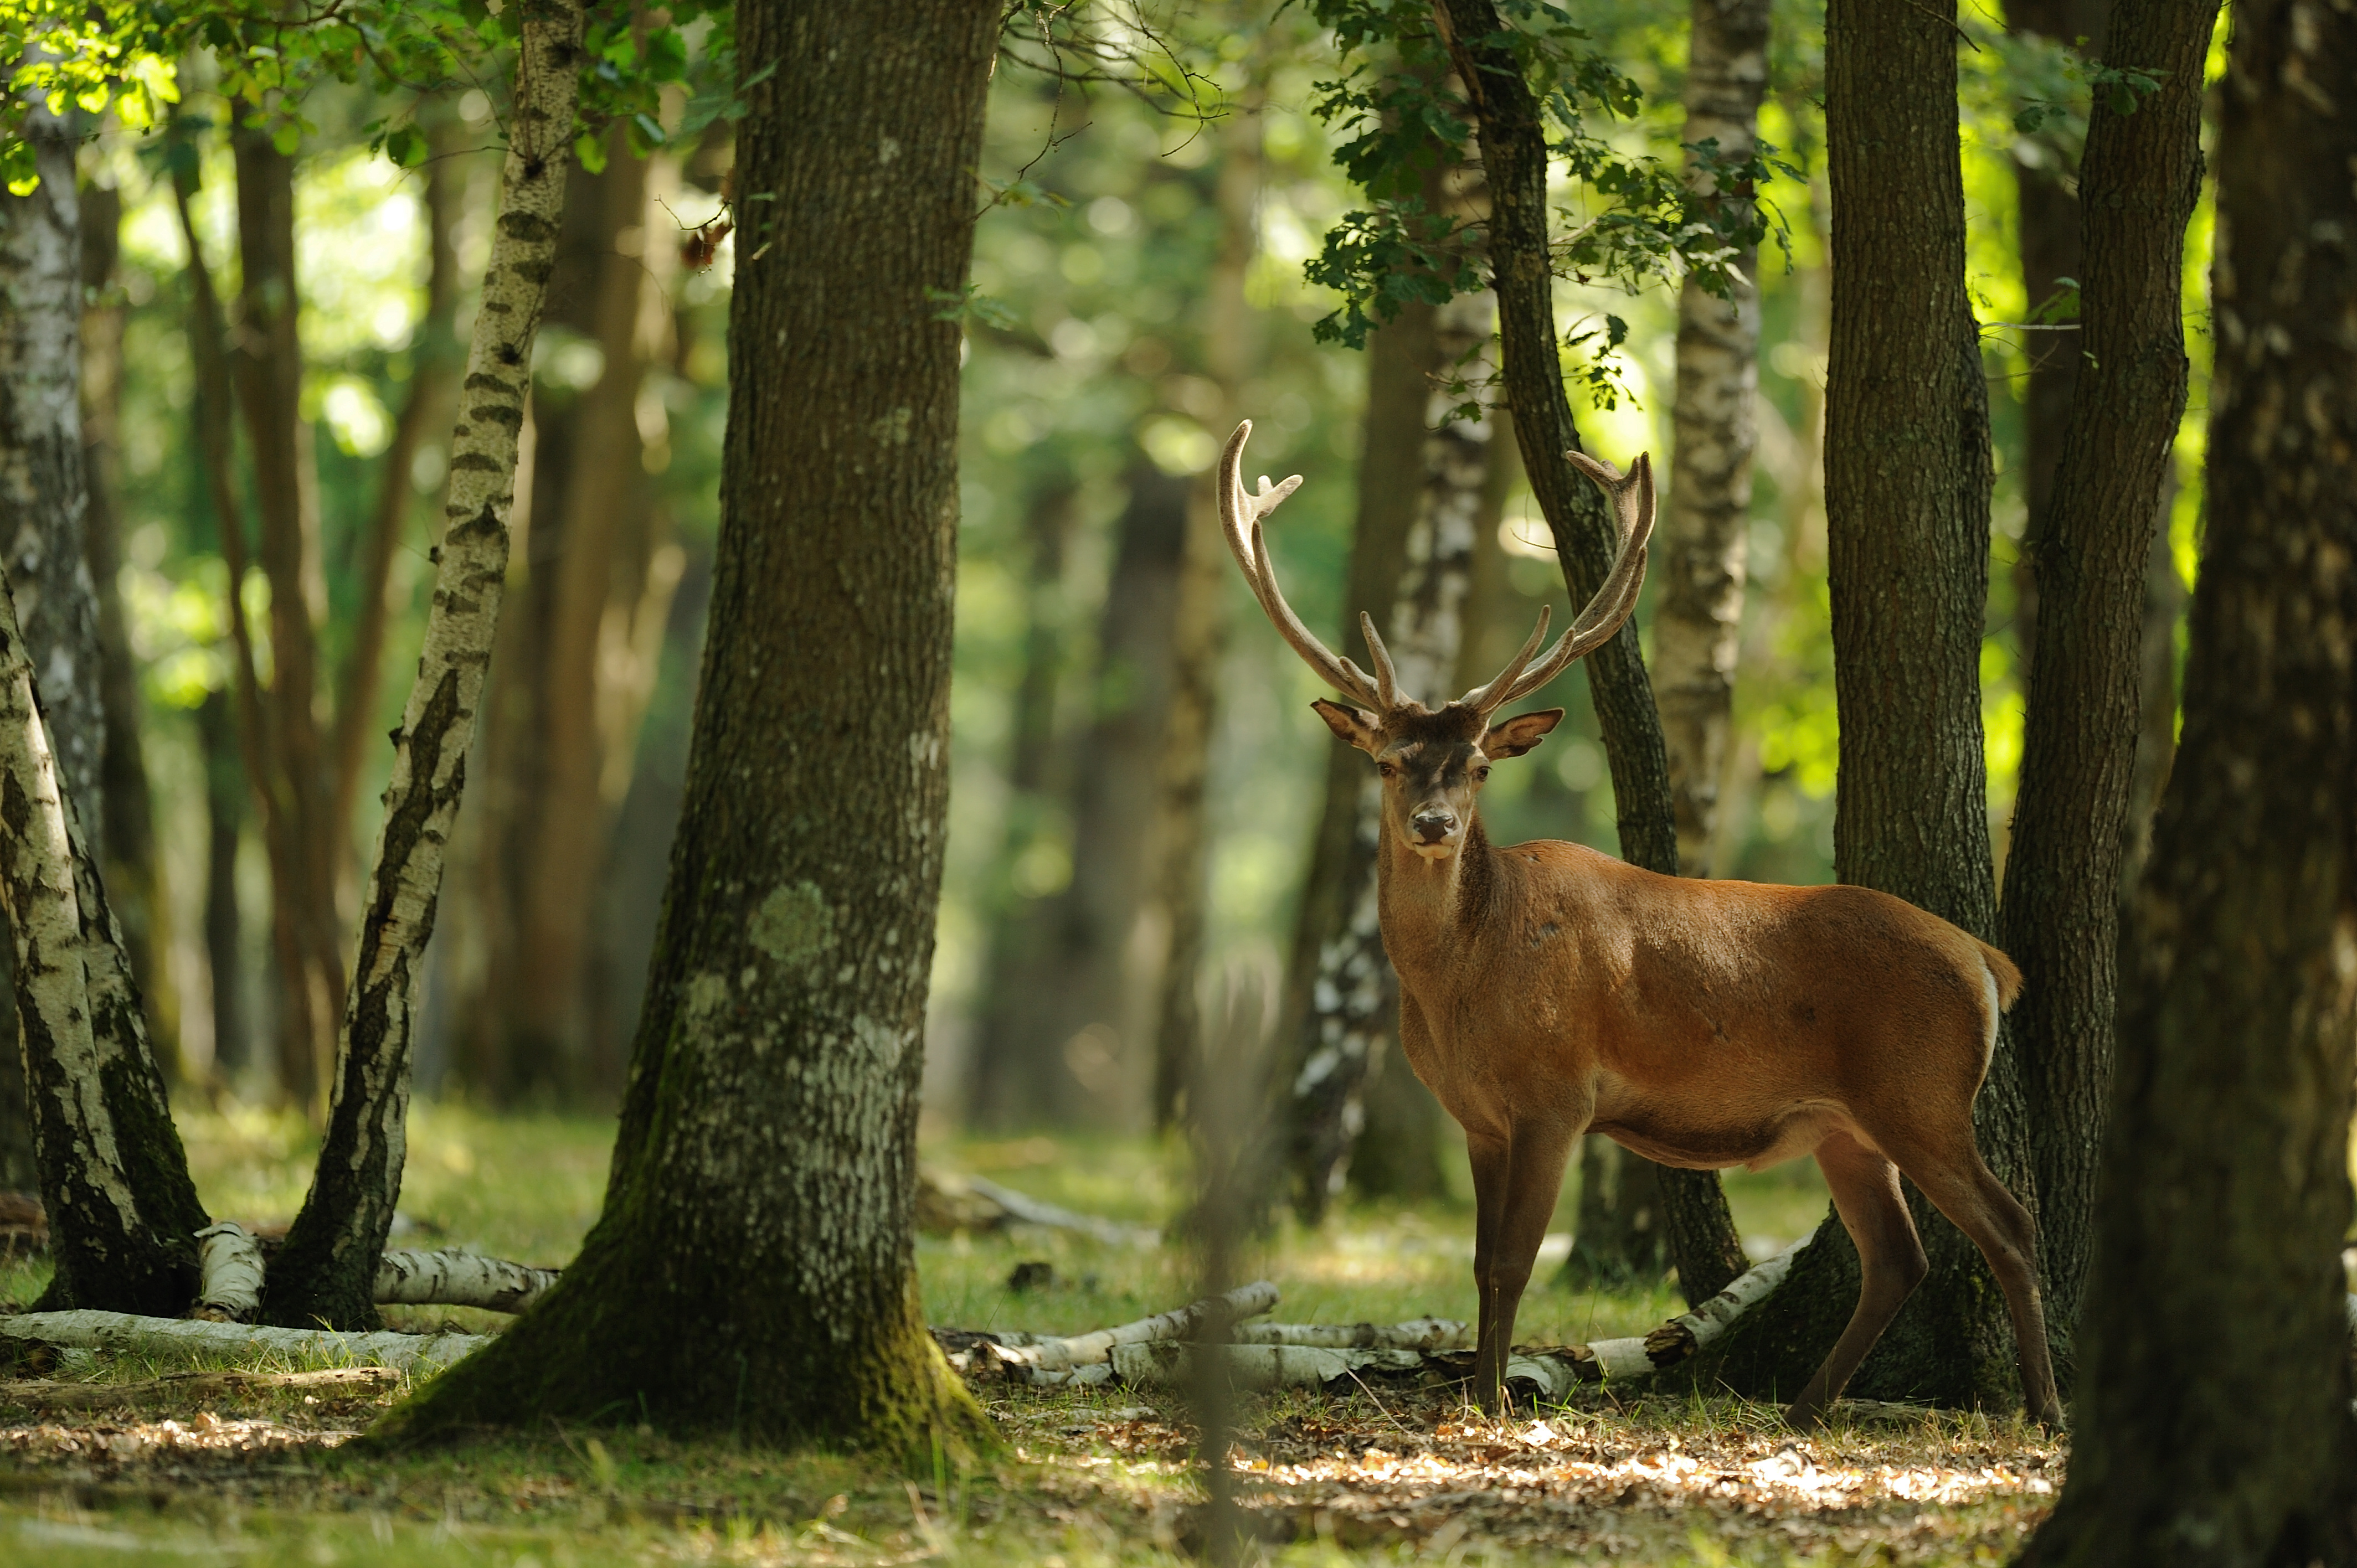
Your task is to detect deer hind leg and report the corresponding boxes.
[1787,1131,1927,1429]
[1470,1119,1580,1416]
[1884,1136,2067,1430]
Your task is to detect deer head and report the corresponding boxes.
[1218,420,1655,861]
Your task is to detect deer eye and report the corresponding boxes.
[1377,761,1398,778]
[1475,765,1492,782]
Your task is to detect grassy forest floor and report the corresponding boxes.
[0,1106,2063,1565]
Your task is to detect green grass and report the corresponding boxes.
[0,1103,2058,1567]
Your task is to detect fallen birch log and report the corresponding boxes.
[0,1311,486,1373]
[193,1222,267,1322]
[0,1367,401,1410]
[1232,1318,1466,1350]
[374,1249,560,1313]
[915,1169,1160,1246]
[986,1280,1279,1375]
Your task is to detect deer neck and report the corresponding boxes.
[1375,811,1497,989]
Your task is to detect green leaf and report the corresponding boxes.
[575,129,608,174]
[385,124,429,168]
[272,120,302,157]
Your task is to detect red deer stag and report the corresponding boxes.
[1219,421,2062,1428]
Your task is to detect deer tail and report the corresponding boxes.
[1975,939,2024,1011]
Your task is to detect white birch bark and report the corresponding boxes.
[192,1221,265,1322]
[0,1310,485,1373]
[984,1280,1280,1374]
[374,1248,559,1313]
[1294,289,1499,1199]
[1232,1318,1467,1349]
[1653,0,1773,875]
[267,0,587,1328]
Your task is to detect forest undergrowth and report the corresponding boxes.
[0,1109,2061,1564]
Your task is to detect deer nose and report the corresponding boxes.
[1412,809,1457,844]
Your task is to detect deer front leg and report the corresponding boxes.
[1471,1120,1580,1415]
[1466,1133,1511,1412]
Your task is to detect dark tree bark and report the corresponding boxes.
[380,0,999,1447]
[2017,0,2357,1554]
[198,690,248,1081]
[1996,0,2220,1368]
[965,463,1186,1129]
[1699,0,2029,1407]
[1277,300,1433,1209]
[1437,0,1746,1307]
[2006,0,2108,673]
[2119,481,2181,894]
[264,2,586,1330]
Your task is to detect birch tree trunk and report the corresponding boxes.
[380,0,999,1445]
[1275,301,1430,1208]
[1150,89,1263,1128]
[1435,0,1748,1306]
[1654,0,1771,876]
[1291,291,1494,1215]
[261,1,586,1330]
[1702,0,2031,1408]
[1995,0,2220,1367]
[2017,0,2357,1552]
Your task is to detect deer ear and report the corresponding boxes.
[1311,699,1385,754]
[1483,709,1563,759]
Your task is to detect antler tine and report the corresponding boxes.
[1358,612,1400,709]
[1457,605,1552,714]
[1218,421,1382,709]
[1460,450,1658,713]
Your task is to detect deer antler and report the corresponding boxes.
[1219,422,1388,711]
[1458,448,1656,716]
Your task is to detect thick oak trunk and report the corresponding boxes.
[2018,0,2357,1555]
[1654,0,1771,878]
[1437,0,1746,1306]
[263,2,586,1330]
[2005,0,2109,673]
[379,0,998,1447]
[1702,0,2030,1408]
[1996,0,2220,1368]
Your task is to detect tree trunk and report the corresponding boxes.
[1654,0,1771,877]
[2016,0,2357,1552]
[230,128,344,1112]
[78,179,175,1069]
[261,2,586,1330]
[1701,0,2027,1409]
[1150,89,1262,1129]
[380,0,997,1446]
[964,463,1186,1129]
[1436,0,1747,1308]
[2118,478,2180,895]
[1291,290,1496,1215]
[1275,301,1430,1203]
[1995,0,2219,1371]
[1565,1137,1666,1286]
[463,126,666,1101]
[198,690,248,1082]
[2006,0,2109,674]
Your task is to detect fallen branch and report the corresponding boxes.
[374,1249,559,1313]
[937,1281,1280,1382]
[0,1311,486,1373]
[1233,1319,1466,1350]
[0,1367,400,1409]
[193,1222,266,1322]
[915,1169,1160,1247]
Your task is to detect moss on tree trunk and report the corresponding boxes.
[374,0,999,1451]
